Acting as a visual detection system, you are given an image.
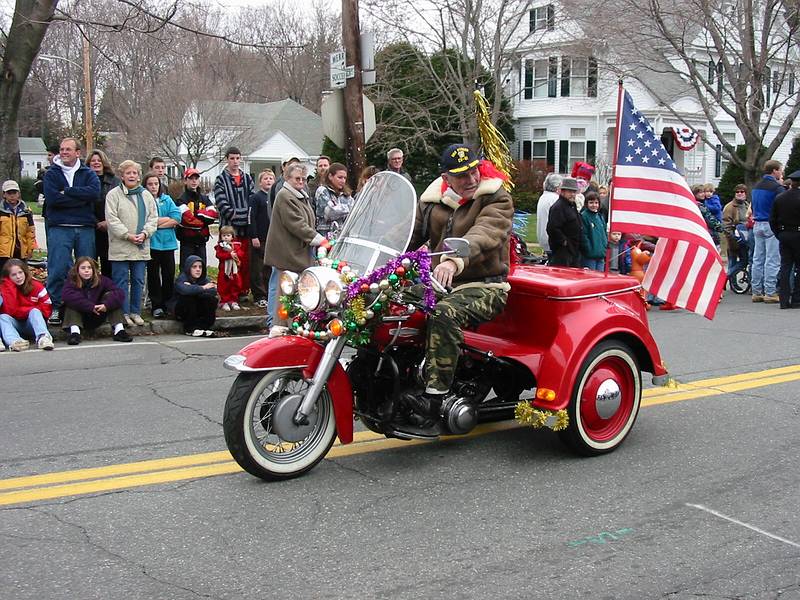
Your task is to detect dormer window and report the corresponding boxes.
[529,4,555,32]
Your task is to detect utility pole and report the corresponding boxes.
[342,0,364,190]
[82,36,93,154]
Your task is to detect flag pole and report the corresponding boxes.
[606,79,625,273]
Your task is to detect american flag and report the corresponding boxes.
[610,89,726,320]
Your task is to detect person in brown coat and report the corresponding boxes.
[264,163,330,331]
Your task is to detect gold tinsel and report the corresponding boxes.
[349,296,366,321]
[474,90,515,191]
[514,402,569,431]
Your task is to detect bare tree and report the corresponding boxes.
[567,0,800,185]
[364,0,540,145]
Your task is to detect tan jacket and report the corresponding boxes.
[0,202,35,259]
[411,176,514,288]
[105,185,158,261]
[265,183,320,272]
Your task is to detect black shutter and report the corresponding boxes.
[559,140,569,173]
[547,4,555,30]
[708,60,715,85]
[529,9,535,32]
[524,60,533,99]
[765,67,771,107]
[522,141,532,160]
[715,144,722,178]
[790,73,796,96]
[588,58,598,97]
[561,57,571,97]
[548,57,558,97]
[546,140,555,170]
[586,140,596,164]
[717,62,724,96]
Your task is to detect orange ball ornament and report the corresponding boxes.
[277,306,289,320]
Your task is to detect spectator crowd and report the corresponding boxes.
[0,139,403,350]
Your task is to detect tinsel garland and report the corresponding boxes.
[474,90,515,191]
[346,249,435,311]
[514,402,569,431]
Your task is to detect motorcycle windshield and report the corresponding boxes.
[329,171,417,274]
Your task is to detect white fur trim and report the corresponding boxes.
[451,281,511,293]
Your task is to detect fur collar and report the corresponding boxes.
[419,176,504,210]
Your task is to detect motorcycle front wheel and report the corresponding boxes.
[223,369,337,481]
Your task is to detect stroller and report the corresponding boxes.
[727,223,751,294]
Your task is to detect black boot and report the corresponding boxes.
[391,392,445,438]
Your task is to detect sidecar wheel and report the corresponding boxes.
[223,369,337,481]
[558,340,641,456]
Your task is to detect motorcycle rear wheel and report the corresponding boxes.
[223,369,337,481]
[558,340,641,456]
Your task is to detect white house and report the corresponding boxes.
[177,98,324,182]
[18,137,48,178]
[508,1,800,186]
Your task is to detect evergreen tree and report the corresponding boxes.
[717,144,766,204]
[785,136,800,177]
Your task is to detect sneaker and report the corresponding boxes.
[10,339,29,352]
[152,308,165,318]
[131,314,145,326]
[48,308,63,326]
[191,329,205,337]
[764,294,780,304]
[113,330,133,342]
[230,302,241,310]
[67,332,81,346]
[203,330,215,337]
[37,334,55,351]
[751,295,764,303]
[256,299,268,308]
[221,303,231,311]
[124,314,135,326]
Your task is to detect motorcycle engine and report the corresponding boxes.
[440,396,478,435]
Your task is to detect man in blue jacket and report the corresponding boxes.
[43,137,101,325]
[750,160,785,303]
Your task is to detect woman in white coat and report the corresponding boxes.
[105,160,158,326]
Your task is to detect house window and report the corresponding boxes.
[764,67,771,107]
[532,141,548,162]
[533,127,547,137]
[529,4,555,32]
[715,132,736,178]
[790,72,796,96]
[773,70,782,94]
[570,127,586,137]
[560,57,598,97]
[558,139,597,173]
[716,62,724,95]
[524,60,533,99]
[532,57,558,98]
[570,141,587,164]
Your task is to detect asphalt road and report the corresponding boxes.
[1,292,799,599]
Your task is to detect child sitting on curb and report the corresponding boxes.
[61,256,133,345]
[0,259,54,351]
[174,255,218,337]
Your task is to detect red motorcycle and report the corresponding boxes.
[222,172,668,480]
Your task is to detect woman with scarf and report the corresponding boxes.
[264,163,330,332]
[314,162,353,239]
[105,160,158,326]
[88,149,120,276]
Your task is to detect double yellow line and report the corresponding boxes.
[2,363,800,507]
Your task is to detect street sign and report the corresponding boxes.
[330,50,346,89]
[321,90,377,148]
[346,65,355,79]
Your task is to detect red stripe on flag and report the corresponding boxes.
[685,252,715,313]
[614,176,693,198]
[608,222,715,250]
[612,199,707,228]
[667,243,699,306]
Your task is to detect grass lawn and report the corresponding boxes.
[515,213,538,244]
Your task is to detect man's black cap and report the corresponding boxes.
[786,170,800,180]
[440,144,479,175]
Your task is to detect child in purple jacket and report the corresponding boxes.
[61,256,133,345]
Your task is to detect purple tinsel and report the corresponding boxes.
[345,249,436,312]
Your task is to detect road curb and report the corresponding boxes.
[47,314,266,341]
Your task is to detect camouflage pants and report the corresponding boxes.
[403,285,508,392]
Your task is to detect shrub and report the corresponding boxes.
[785,136,800,177]
[717,144,765,204]
[19,176,37,205]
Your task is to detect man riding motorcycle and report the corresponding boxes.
[401,144,514,429]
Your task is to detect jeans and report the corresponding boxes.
[582,258,605,271]
[266,266,280,328]
[751,221,780,295]
[112,260,147,315]
[46,225,96,307]
[0,308,49,345]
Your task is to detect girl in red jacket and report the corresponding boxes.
[0,258,54,351]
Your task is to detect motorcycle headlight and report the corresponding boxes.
[298,270,322,311]
[324,278,344,306]
[279,271,299,295]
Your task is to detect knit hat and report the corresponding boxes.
[571,161,595,181]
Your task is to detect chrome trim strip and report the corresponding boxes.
[545,285,641,301]
[225,363,309,373]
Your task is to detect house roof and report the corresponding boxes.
[197,99,323,158]
[19,137,46,154]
